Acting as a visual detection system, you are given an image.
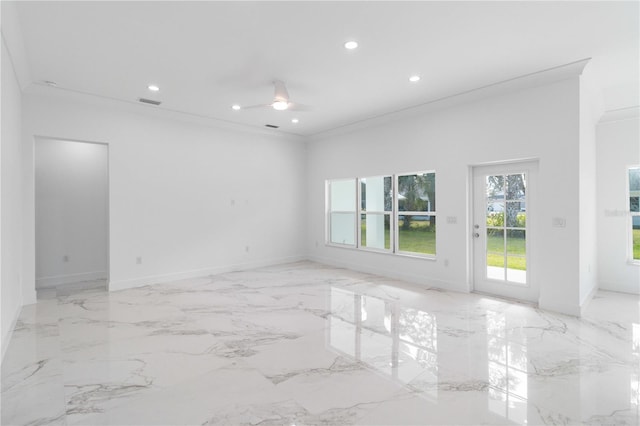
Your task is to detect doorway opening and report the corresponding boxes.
[34,138,109,298]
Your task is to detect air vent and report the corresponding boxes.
[138,98,162,106]
[265,124,279,129]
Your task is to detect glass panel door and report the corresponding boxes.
[485,173,527,284]
[473,162,538,303]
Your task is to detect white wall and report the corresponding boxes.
[307,71,586,315]
[1,38,24,359]
[596,109,640,294]
[22,89,307,292]
[578,67,603,309]
[35,139,108,287]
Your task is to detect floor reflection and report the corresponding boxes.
[486,310,528,424]
[329,287,438,399]
[329,287,537,423]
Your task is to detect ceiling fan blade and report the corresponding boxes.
[273,80,290,102]
[242,104,272,110]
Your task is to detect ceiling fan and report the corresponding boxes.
[245,80,311,111]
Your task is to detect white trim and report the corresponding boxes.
[24,84,306,142]
[579,281,599,315]
[309,254,467,293]
[0,3,32,89]
[539,297,581,317]
[308,59,591,141]
[108,255,306,292]
[36,271,107,288]
[1,303,22,364]
[598,106,640,124]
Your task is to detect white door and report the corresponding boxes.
[472,161,538,303]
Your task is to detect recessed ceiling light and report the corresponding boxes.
[148,84,160,92]
[409,75,421,82]
[291,118,299,124]
[231,104,241,111]
[344,41,358,50]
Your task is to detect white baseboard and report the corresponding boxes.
[1,300,22,365]
[598,280,640,295]
[308,254,469,293]
[579,283,599,315]
[538,297,581,317]
[109,255,307,292]
[36,270,107,288]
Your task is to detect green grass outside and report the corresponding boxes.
[359,219,528,268]
[487,233,526,270]
[361,219,435,255]
[634,229,640,260]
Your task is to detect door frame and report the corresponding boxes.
[469,159,539,304]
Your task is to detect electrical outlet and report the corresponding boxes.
[245,246,250,253]
[136,256,142,264]
[63,255,69,262]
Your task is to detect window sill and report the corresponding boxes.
[325,242,436,261]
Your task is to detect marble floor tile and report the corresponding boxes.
[1,261,639,425]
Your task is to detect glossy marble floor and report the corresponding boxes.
[1,262,639,425]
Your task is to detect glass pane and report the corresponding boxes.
[633,219,640,261]
[487,211,504,227]
[487,202,504,214]
[506,174,526,200]
[506,203,525,228]
[398,215,436,255]
[330,212,355,245]
[330,179,356,212]
[487,229,505,280]
[486,175,504,199]
[507,258,526,283]
[362,176,392,212]
[361,213,390,250]
[487,228,505,255]
[507,229,526,283]
[630,168,639,212]
[398,173,435,212]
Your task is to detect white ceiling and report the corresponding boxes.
[12,1,640,136]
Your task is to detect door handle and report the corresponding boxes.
[474,233,480,238]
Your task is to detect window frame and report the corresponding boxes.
[326,178,358,248]
[629,165,640,265]
[326,170,436,259]
[395,171,437,259]
[358,175,394,253]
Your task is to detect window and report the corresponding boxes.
[328,179,356,246]
[327,171,436,257]
[360,176,392,251]
[397,172,436,256]
[630,167,640,262]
